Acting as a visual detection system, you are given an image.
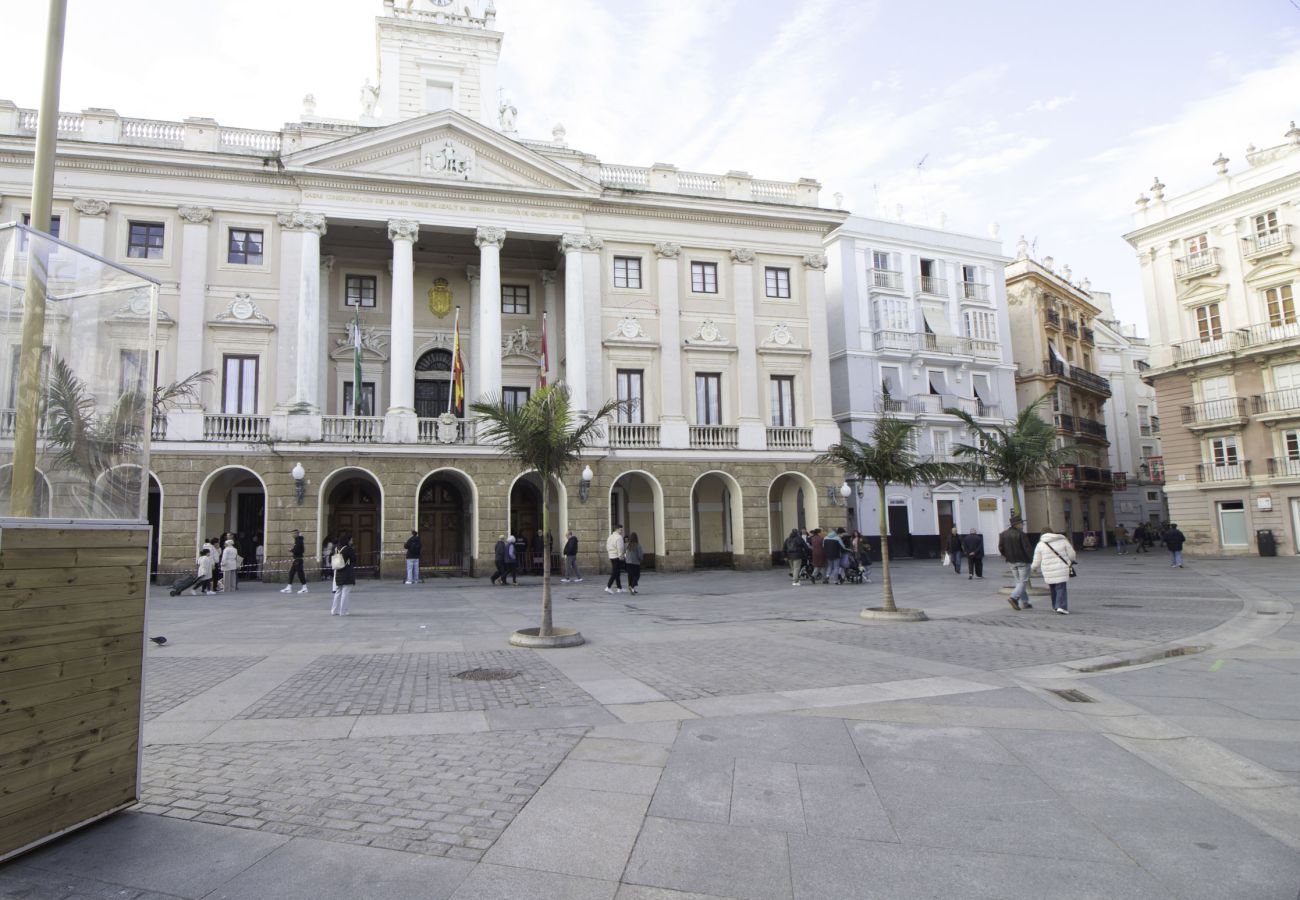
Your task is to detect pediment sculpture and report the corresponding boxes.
[762,322,798,347]
[503,325,537,357]
[336,320,388,355]
[112,288,174,324]
[607,315,650,341]
[213,293,271,325]
[685,319,727,344]
[422,139,475,180]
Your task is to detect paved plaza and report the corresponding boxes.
[3,553,1299,899]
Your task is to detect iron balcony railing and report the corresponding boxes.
[1044,309,1061,329]
[1171,320,1300,363]
[1082,327,1095,345]
[960,281,989,301]
[1198,461,1251,482]
[1064,320,1079,336]
[1267,456,1300,477]
[1076,417,1107,439]
[1182,397,1250,425]
[871,268,903,290]
[1054,412,1076,432]
[1245,225,1291,258]
[918,275,947,295]
[1174,247,1221,277]
[1255,389,1300,415]
[1043,357,1112,396]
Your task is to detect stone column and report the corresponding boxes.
[275,210,326,441]
[167,205,212,440]
[803,252,840,450]
[384,219,419,442]
[318,255,335,416]
[475,226,506,401]
[655,242,688,448]
[466,265,481,405]
[560,233,601,415]
[731,248,764,450]
[541,270,559,385]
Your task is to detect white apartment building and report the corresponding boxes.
[0,0,846,577]
[825,217,1017,560]
[1124,122,1300,555]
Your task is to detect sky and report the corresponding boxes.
[2,0,1298,331]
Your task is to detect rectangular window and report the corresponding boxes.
[127,221,165,260]
[927,369,948,396]
[872,250,890,270]
[880,365,903,405]
[874,298,910,332]
[221,355,258,414]
[345,274,377,308]
[1217,500,1248,546]
[501,285,530,314]
[227,228,264,265]
[1264,284,1296,326]
[764,267,791,299]
[616,369,644,423]
[1200,375,1231,402]
[769,375,795,426]
[690,261,718,294]
[1195,303,1222,342]
[1211,436,1239,467]
[1283,429,1299,460]
[119,349,146,396]
[1184,233,1208,254]
[963,310,997,341]
[932,429,950,459]
[503,386,531,411]
[613,256,642,289]
[19,213,60,250]
[1254,210,1279,239]
[695,373,722,424]
[342,381,375,416]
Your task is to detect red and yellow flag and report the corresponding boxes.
[450,307,465,417]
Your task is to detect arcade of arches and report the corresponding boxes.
[147,454,841,579]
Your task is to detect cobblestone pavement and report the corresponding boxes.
[236,650,599,719]
[142,656,264,721]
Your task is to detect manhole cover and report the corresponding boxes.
[453,668,521,681]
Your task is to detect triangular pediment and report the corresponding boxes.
[931,481,964,494]
[1243,258,1300,287]
[1175,279,1229,306]
[283,110,598,194]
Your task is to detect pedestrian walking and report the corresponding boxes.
[491,535,508,585]
[998,515,1034,610]
[191,548,215,595]
[605,525,625,593]
[946,527,963,575]
[1115,524,1130,555]
[220,539,241,592]
[505,533,519,584]
[281,530,309,594]
[961,528,984,579]
[809,529,826,583]
[784,528,805,585]
[624,532,644,594]
[320,537,334,582]
[561,531,582,582]
[1031,528,1076,614]
[823,528,846,583]
[206,537,223,593]
[1163,523,1186,568]
[330,531,357,615]
[404,530,422,584]
[254,536,264,580]
[851,530,873,583]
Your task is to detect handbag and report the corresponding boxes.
[1045,540,1076,577]
[941,552,950,566]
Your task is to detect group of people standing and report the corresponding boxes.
[782,527,872,586]
[189,532,260,595]
[603,525,645,594]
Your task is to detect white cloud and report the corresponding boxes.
[1027,94,1076,113]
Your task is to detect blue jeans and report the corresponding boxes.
[1049,581,1068,610]
[1009,563,1030,606]
[405,559,419,583]
[1116,540,1127,554]
[1170,549,1183,566]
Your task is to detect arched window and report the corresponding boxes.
[416,349,452,372]
[415,349,453,417]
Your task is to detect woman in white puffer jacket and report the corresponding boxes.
[1031,530,1077,615]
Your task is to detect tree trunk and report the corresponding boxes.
[1010,480,1022,523]
[877,483,896,612]
[539,475,553,637]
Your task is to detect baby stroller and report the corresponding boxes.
[797,559,817,583]
[169,573,199,596]
[843,557,864,584]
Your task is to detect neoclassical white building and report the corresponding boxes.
[825,216,1017,559]
[0,0,846,576]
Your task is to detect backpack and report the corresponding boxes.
[331,549,347,570]
[824,537,842,560]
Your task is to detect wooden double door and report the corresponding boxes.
[418,479,467,572]
[328,478,381,576]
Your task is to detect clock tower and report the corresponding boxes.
[374,0,502,128]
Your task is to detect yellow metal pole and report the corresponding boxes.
[11,0,67,517]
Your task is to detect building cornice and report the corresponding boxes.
[1123,169,1300,247]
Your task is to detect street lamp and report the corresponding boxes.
[291,462,306,505]
[578,464,593,503]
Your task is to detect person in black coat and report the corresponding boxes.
[961,528,985,579]
[329,531,357,615]
[1163,523,1186,568]
[561,531,582,582]
[404,531,422,585]
[946,527,963,575]
[282,530,308,594]
[491,535,508,585]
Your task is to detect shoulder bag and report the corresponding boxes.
[1045,540,1076,577]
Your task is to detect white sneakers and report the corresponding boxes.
[298,586,309,594]
[1055,608,1070,615]
[573,578,584,583]
[603,587,625,594]
[560,578,570,583]
[280,586,292,594]
[792,581,801,587]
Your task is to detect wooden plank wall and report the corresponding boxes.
[0,525,149,862]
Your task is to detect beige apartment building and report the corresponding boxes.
[1124,124,1300,556]
[1005,244,1116,545]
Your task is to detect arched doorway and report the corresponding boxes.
[197,466,266,556]
[324,470,383,578]
[415,348,452,418]
[609,471,665,570]
[416,468,476,575]
[691,471,744,568]
[0,464,52,517]
[767,472,818,565]
[508,472,566,575]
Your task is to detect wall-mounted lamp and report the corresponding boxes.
[578,464,593,503]
[291,462,306,505]
[828,483,851,507]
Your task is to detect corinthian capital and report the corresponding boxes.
[653,241,681,260]
[177,205,213,225]
[475,225,507,249]
[560,233,602,254]
[277,210,327,235]
[73,197,110,217]
[388,218,420,243]
[801,252,828,271]
[730,248,755,264]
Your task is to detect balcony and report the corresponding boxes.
[322,416,384,443]
[1113,471,1128,491]
[1055,464,1114,490]
[1140,456,1165,484]
[689,425,738,450]
[203,414,269,442]
[1054,412,1076,432]
[918,275,947,296]
[873,330,1001,359]
[1042,358,1112,397]
[1267,456,1300,478]
[1181,397,1250,429]
[1076,417,1108,440]
[1064,320,1079,337]
[1044,309,1061,330]
[1082,327,1095,345]
[960,281,989,301]
[609,422,661,449]
[1255,389,1300,419]
[1171,320,1300,366]
[1244,225,1293,263]
[1197,461,1251,483]
[911,394,977,416]
[1171,331,1243,363]
[967,339,1001,360]
[975,400,1001,418]
[766,426,813,450]
[920,332,966,355]
[0,409,48,439]
[870,268,903,290]
[416,417,479,445]
[874,330,916,352]
[1174,247,1222,279]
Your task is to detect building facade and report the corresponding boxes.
[1124,124,1300,556]
[1004,243,1116,545]
[1089,290,1168,529]
[825,217,1016,560]
[0,0,846,577]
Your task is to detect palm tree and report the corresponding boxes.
[815,414,965,615]
[471,385,627,642]
[944,394,1077,524]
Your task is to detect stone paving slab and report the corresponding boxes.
[143,656,264,721]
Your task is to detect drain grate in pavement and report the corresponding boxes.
[1101,603,1142,608]
[453,668,521,681]
[1048,688,1096,703]
[1256,611,1279,616]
